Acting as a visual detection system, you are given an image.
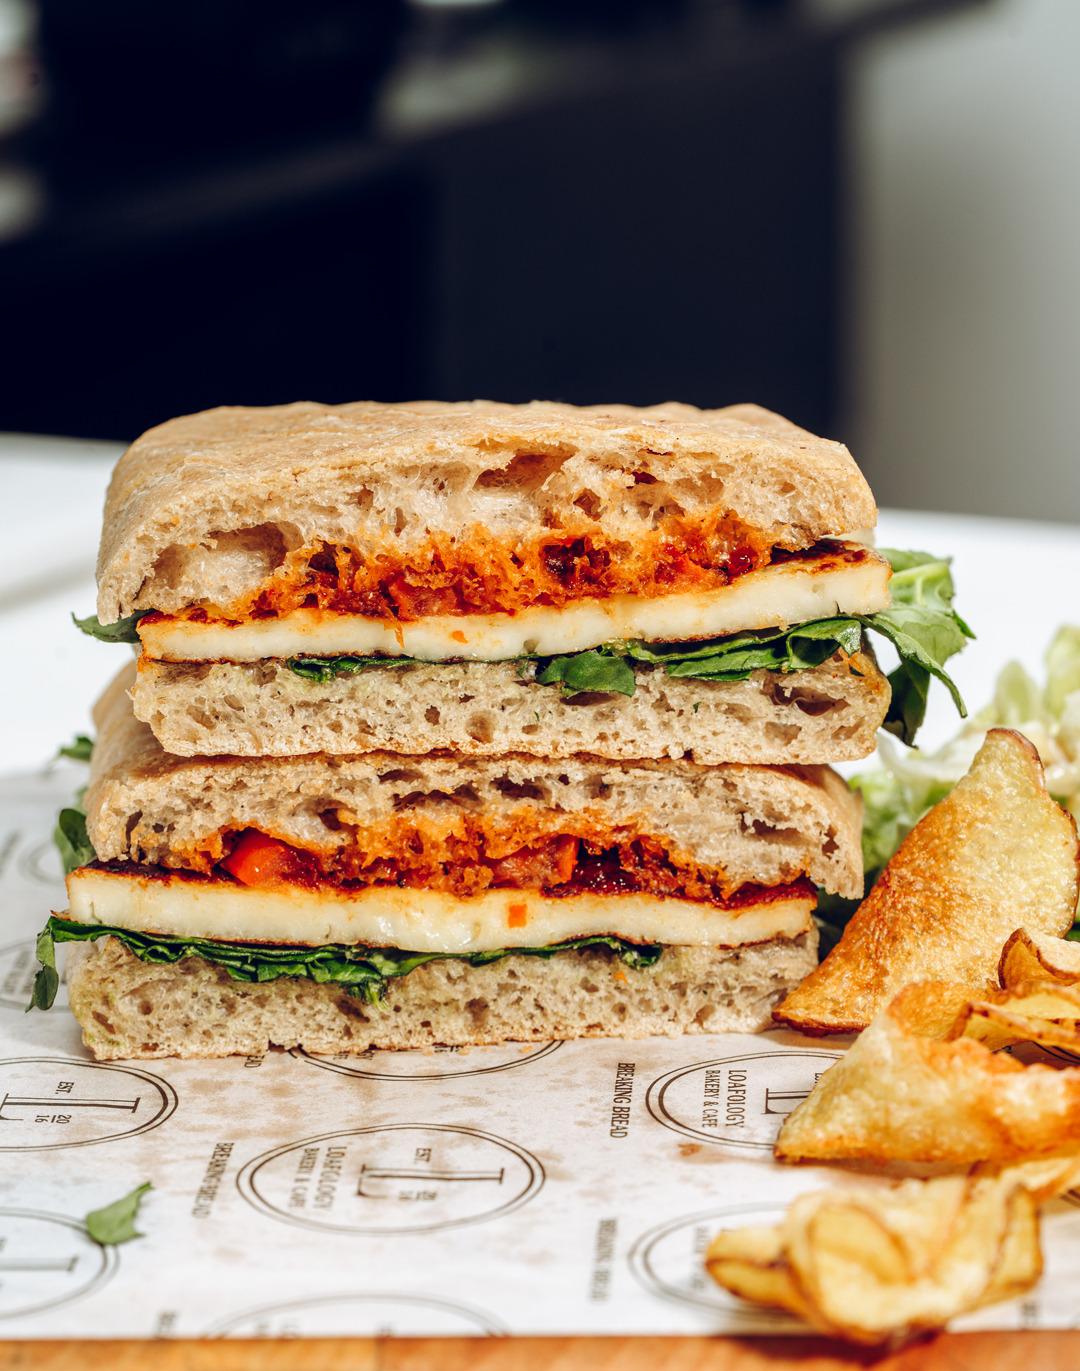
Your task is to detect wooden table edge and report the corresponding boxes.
[2,1330,1080,1370]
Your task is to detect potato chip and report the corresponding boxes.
[775,982,1080,1164]
[699,1223,812,1321]
[955,927,1080,1052]
[705,1170,1046,1345]
[950,983,1080,1054]
[971,1154,1080,1203]
[999,927,1080,990]
[774,729,1079,1034]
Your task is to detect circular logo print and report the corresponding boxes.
[293,1040,561,1081]
[0,1057,178,1151]
[207,1292,505,1337]
[0,941,50,1012]
[629,1204,797,1321]
[646,1050,841,1150]
[0,1210,117,1320]
[237,1123,544,1235]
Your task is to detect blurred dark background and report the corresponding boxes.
[0,0,973,437]
[3,0,1077,520]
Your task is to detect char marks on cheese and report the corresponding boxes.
[138,542,890,664]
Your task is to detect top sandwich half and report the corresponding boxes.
[100,398,881,634]
[85,399,970,762]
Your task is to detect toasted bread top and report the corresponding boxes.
[97,400,877,620]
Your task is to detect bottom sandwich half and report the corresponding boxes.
[40,676,857,1059]
[63,931,818,1060]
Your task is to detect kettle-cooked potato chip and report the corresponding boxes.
[774,982,1080,1165]
[950,982,1080,1054]
[971,1154,1080,1202]
[698,1223,812,1322]
[961,928,1080,1052]
[999,927,1080,990]
[705,1168,1053,1345]
[774,730,1079,1034]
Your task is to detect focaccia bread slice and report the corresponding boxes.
[85,670,863,905]
[129,650,890,764]
[97,399,877,623]
[66,931,818,1060]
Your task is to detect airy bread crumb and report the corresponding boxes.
[89,667,864,898]
[67,932,818,1060]
[132,651,888,765]
[97,400,876,620]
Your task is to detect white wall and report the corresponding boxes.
[849,0,1080,521]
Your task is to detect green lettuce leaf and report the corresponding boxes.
[288,654,419,684]
[72,611,147,644]
[29,917,664,1012]
[36,794,96,1009]
[28,926,59,1013]
[53,806,94,876]
[864,550,974,744]
[536,650,636,696]
[626,617,865,675]
[57,734,94,762]
[86,1183,152,1246]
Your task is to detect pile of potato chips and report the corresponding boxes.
[706,729,1080,1344]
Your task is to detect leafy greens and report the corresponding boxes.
[867,551,974,744]
[536,650,637,696]
[72,611,148,644]
[57,734,94,762]
[288,654,420,684]
[85,1183,152,1246]
[544,617,866,687]
[29,918,664,1012]
[28,926,59,1013]
[53,805,93,877]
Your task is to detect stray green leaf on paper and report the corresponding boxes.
[85,1183,152,1246]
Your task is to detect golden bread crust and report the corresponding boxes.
[96,399,877,620]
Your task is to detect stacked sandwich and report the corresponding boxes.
[35,401,971,1060]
